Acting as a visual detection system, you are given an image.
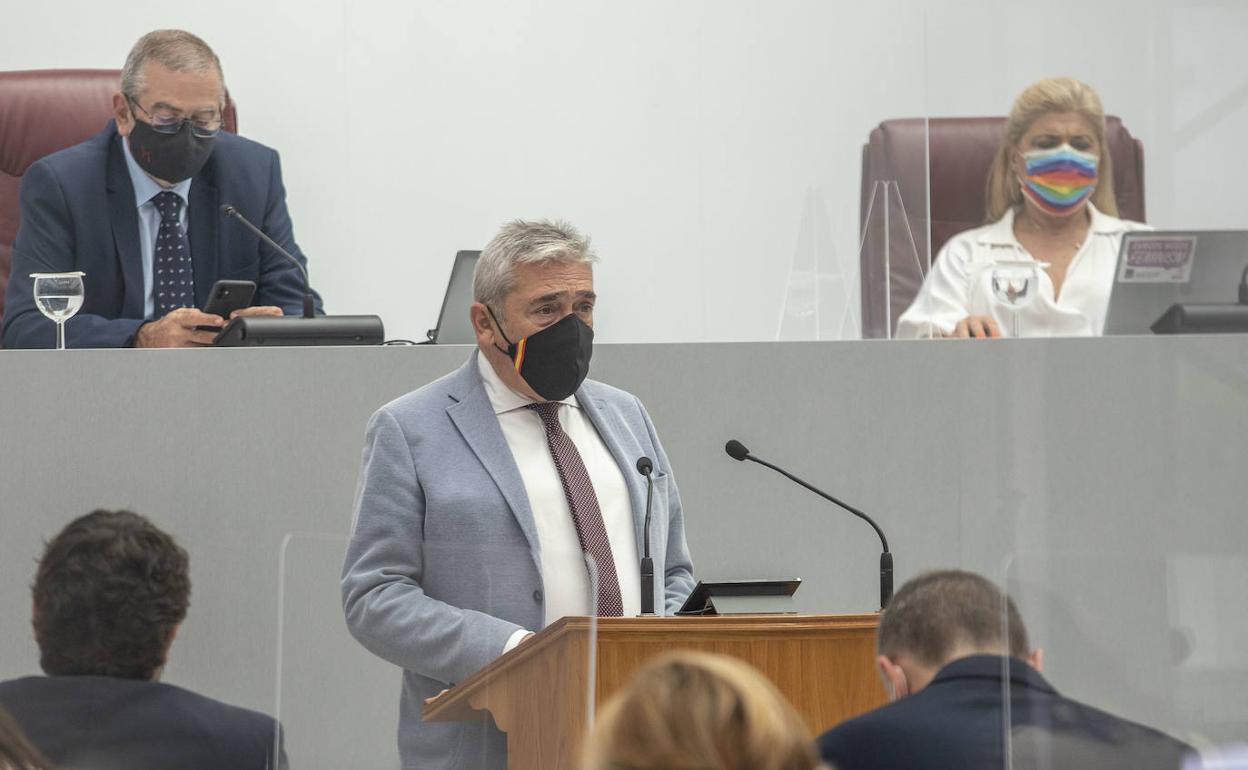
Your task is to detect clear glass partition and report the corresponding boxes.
[277,535,598,769]
[274,533,401,769]
[1002,552,1248,767]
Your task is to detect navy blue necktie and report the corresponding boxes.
[151,191,195,317]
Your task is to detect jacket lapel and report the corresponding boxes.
[105,130,145,317]
[445,356,542,556]
[578,385,647,561]
[187,164,219,307]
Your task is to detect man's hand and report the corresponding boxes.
[949,315,1002,339]
[230,306,284,319]
[134,308,224,348]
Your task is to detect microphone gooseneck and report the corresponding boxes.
[636,456,656,615]
[220,204,315,318]
[723,439,894,609]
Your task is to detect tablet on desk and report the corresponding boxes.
[676,578,802,616]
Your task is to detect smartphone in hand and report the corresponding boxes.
[197,280,257,331]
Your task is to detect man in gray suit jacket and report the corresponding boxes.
[341,219,696,769]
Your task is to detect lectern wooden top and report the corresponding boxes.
[423,613,880,722]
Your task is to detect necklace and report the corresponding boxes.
[1016,209,1087,252]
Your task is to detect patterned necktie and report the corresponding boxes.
[527,402,625,616]
[151,191,195,317]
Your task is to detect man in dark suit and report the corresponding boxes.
[816,570,1195,770]
[0,509,287,770]
[1,29,322,349]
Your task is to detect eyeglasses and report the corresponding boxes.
[127,96,222,139]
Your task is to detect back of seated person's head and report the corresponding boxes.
[32,510,190,681]
[876,569,1036,700]
[0,705,54,769]
[582,650,820,770]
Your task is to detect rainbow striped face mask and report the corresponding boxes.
[1020,145,1099,216]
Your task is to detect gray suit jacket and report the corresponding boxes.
[341,353,696,770]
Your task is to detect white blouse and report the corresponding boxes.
[895,205,1151,338]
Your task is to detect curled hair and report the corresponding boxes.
[32,510,190,680]
[984,77,1117,222]
[472,219,597,315]
[877,569,1029,668]
[120,29,224,103]
[583,651,818,770]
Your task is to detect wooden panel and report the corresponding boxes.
[425,614,885,770]
[591,614,885,735]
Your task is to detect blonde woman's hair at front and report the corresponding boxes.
[984,76,1118,222]
[583,651,820,770]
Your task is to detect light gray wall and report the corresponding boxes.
[2,0,1247,341]
[1,338,1246,767]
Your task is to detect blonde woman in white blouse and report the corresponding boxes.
[897,78,1150,339]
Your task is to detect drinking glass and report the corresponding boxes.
[990,261,1042,338]
[31,272,85,350]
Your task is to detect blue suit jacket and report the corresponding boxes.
[817,655,1194,770]
[341,353,696,770]
[0,674,287,770]
[2,122,323,348]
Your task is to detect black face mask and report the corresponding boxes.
[127,118,216,184]
[489,308,594,401]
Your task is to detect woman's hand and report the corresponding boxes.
[949,315,1002,339]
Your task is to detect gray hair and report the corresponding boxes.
[120,30,225,102]
[473,219,598,313]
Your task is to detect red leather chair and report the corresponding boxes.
[0,69,237,344]
[859,116,1145,338]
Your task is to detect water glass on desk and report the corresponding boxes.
[990,261,1044,338]
[31,272,85,350]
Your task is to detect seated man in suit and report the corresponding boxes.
[817,569,1194,770]
[342,219,696,770]
[0,510,287,770]
[1,29,322,349]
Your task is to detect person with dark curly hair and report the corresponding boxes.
[0,510,287,770]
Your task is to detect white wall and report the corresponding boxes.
[3,0,1246,343]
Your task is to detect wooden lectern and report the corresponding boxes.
[424,614,885,770]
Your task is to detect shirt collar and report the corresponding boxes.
[476,349,579,415]
[119,133,192,208]
[976,203,1125,247]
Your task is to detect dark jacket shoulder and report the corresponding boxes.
[0,675,284,770]
[816,656,1192,770]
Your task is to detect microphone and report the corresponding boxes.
[636,456,655,616]
[220,204,315,318]
[724,439,893,609]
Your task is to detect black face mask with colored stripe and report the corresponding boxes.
[489,307,594,401]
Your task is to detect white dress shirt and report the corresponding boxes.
[475,354,640,652]
[119,136,193,320]
[896,204,1151,338]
